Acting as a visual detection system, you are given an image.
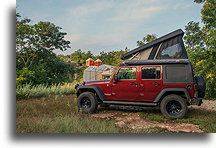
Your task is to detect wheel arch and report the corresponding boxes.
[154,88,191,103]
[77,85,106,102]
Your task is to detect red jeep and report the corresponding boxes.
[75,59,206,119]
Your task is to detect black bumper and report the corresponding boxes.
[190,97,203,106]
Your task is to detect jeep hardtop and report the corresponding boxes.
[75,59,206,119]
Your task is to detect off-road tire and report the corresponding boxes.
[77,92,98,113]
[160,94,188,119]
[195,76,206,98]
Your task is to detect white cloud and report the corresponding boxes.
[111,0,168,22]
[69,1,113,18]
[109,5,165,22]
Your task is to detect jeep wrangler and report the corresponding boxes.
[75,59,206,119]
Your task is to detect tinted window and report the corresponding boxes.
[117,67,136,80]
[165,65,186,82]
[163,64,193,84]
[142,67,160,79]
[157,43,183,59]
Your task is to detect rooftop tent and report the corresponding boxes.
[121,29,188,61]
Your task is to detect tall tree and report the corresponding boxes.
[184,0,216,98]
[69,49,93,65]
[136,34,157,47]
[16,15,70,68]
[16,14,74,85]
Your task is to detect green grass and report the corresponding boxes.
[16,95,127,133]
[16,83,76,100]
[17,116,124,133]
[16,95,216,133]
[139,108,216,133]
[16,95,173,133]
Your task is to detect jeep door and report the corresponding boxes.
[111,67,139,101]
[139,65,163,102]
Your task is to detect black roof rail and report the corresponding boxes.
[123,59,190,65]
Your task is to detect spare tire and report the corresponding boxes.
[194,76,206,98]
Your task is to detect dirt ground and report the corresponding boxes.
[189,100,215,111]
[91,100,215,133]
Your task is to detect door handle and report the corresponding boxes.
[130,82,138,85]
[152,82,160,85]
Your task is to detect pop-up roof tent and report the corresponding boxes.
[121,29,188,61]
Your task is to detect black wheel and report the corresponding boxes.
[160,95,188,119]
[194,76,206,98]
[77,92,98,113]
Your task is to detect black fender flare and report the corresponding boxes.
[77,85,106,101]
[153,88,191,103]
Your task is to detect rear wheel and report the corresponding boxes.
[77,92,98,113]
[160,95,188,119]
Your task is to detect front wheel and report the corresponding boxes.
[77,92,98,113]
[160,95,188,119]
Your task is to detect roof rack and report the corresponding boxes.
[121,59,190,66]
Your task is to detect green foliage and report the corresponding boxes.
[16,14,74,86]
[184,0,216,98]
[67,49,128,66]
[136,34,157,47]
[16,67,34,85]
[69,49,93,65]
[94,49,129,66]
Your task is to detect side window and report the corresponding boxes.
[117,67,136,80]
[157,43,183,59]
[142,66,161,79]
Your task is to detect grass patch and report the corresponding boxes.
[16,83,76,100]
[17,116,123,133]
[16,95,126,133]
[16,95,215,133]
[139,108,216,133]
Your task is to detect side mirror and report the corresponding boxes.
[114,75,118,83]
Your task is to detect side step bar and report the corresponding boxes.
[103,101,158,106]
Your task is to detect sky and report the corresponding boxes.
[16,0,203,55]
